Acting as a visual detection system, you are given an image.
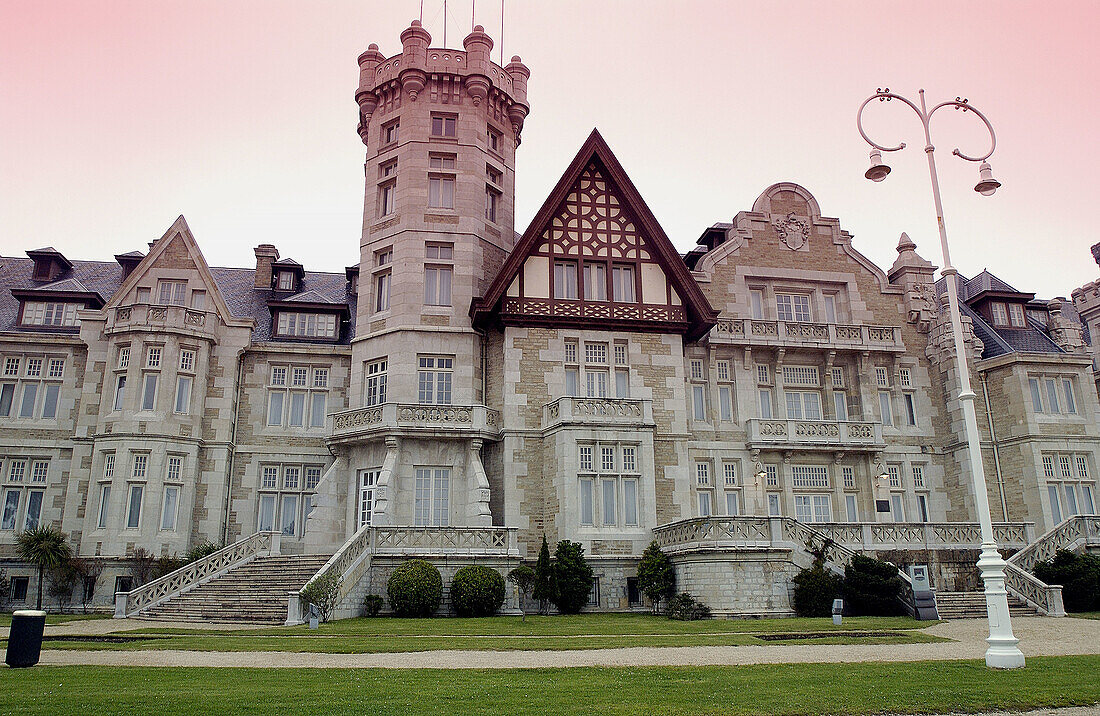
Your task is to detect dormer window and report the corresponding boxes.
[1008,303,1026,328]
[20,301,80,328]
[275,312,338,339]
[990,302,1009,326]
[277,271,296,291]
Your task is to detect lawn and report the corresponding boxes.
[1,656,1098,715]
[0,612,108,627]
[24,614,945,653]
[1069,611,1100,620]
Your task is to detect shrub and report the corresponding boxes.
[843,554,904,616]
[301,572,342,622]
[532,536,555,615]
[1034,550,1100,613]
[185,541,223,564]
[637,541,676,614]
[363,594,383,617]
[667,592,711,621]
[450,565,506,617]
[387,559,443,617]
[507,565,536,620]
[551,540,593,614]
[791,564,842,617]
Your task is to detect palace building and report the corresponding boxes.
[1,21,1097,620]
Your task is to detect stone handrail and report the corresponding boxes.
[1006,515,1100,573]
[810,521,1034,550]
[543,397,654,429]
[746,419,884,449]
[115,531,280,618]
[289,525,520,624]
[1004,562,1065,617]
[711,318,903,351]
[330,403,501,439]
[111,303,212,332]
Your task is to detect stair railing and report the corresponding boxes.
[114,531,281,618]
[999,515,1100,616]
[288,522,374,625]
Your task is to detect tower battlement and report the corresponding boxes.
[355,21,530,146]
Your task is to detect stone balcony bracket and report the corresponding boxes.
[329,403,502,443]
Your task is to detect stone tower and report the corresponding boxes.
[314,21,530,539]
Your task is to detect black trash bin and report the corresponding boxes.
[6,609,47,668]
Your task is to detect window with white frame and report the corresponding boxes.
[415,467,450,526]
[695,461,713,516]
[879,391,894,426]
[1029,375,1079,415]
[0,457,49,532]
[749,289,765,319]
[842,465,855,489]
[782,365,820,387]
[765,464,779,488]
[689,358,706,421]
[160,483,180,532]
[611,265,636,302]
[786,390,822,420]
[776,293,811,322]
[1042,452,1096,519]
[157,280,187,306]
[266,364,330,428]
[722,462,740,516]
[257,462,325,535]
[795,494,832,523]
[417,356,453,405]
[613,341,629,398]
[428,157,456,209]
[716,359,733,421]
[824,294,837,324]
[567,342,610,399]
[790,465,829,488]
[277,271,296,291]
[912,463,926,489]
[1008,303,1027,328]
[373,248,392,312]
[0,353,65,421]
[833,390,849,422]
[579,443,640,527]
[875,366,890,388]
[20,301,81,328]
[365,358,387,406]
[845,494,859,522]
[275,312,338,339]
[554,261,578,299]
[830,366,846,388]
[887,464,902,489]
[358,468,378,528]
[424,243,454,306]
[902,393,917,426]
[125,482,144,529]
[899,368,912,388]
[381,120,399,145]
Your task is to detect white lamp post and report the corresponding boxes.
[857,88,1023,669]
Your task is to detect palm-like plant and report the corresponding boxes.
[17,525,72,610]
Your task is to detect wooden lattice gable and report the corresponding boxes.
[472,129,717,339]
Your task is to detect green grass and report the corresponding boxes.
[20,614,942,653]
[1069,611,1100,620]
[2,657,1098,715]
[0,612,108,627]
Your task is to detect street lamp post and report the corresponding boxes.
[856,88,1024,669]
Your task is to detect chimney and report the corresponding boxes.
[114,251,145,281]
[254,244,279,289]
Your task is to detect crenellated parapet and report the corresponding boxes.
[355,21,530,146]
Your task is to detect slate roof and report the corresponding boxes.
[939,272,1064,359]
[0,255,355,345]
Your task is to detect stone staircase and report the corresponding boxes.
[934,591,1038,620]
[135,555,330,624]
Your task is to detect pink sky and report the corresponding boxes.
[1,1,1098,299]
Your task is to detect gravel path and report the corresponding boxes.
[33,616,1100,669]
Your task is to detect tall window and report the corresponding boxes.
[1029,375,1078,415]
[174,350,194,415]
[428,155,456,209]
[417,356,453,405]
[431,114,457,137]
[749,289,765,319]
[485,185,500,222]
[717,359,733,422]
[611,266,636,302]
[879,391,894,426]
[1008,303,1027,327]
[257,462,324,536]
[1043,452,1096,518]
[583,263,607,300]
[358,469,378,528]
[160,485,180,531]
[554,262,578,299]
[424,244,453,306]
[414,468,450,526]
[373,248,392,312]
[275,312,338,339]
[486,126,502,152]
[0,354,65,420]
[382,120,399,145]
[125,483,143,529]
[786,391,822,420]
[578,443,640,527]
[379,180,396,217]
[267,364,329,428]
[365,359,387,406]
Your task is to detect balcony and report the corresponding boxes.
[543,397,655,430]
[745,418,884,451]
[329,403,501,442]
[711,318,904,352]
[108,304,216,338]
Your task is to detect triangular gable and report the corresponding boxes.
[104,216,254,328]
[472,129,717,340]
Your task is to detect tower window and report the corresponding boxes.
[486,126,502,153]
[379,180,396,217]
[428,177,455,209]
[485,186,500,223]
[382,120,399,145]
[431,115,457,137]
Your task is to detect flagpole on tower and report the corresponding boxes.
[500,0,505,65]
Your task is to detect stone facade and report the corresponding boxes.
[2,20,1098,615]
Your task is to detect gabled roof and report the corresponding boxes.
[471,129,718,340]
[11,276,105,307]
[268,288,350,315]
[26,246,73,271]
[963,269,1034,303]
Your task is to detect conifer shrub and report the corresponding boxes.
[450,565,506,617]
[387,559,443,617]
[363,594,384,617]
[843,554,904,616]
[550,540,593,614]
[637,541,676,614]
[666,592,711,621]
[532,536,555,615]
[1034,550,1100,612]
[791,564,842,617]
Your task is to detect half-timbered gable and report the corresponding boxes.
[472,129,717,340]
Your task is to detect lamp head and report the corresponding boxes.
[865,149,891,182]
[974,161,1001,196]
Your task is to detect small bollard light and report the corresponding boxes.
[832,598,844,626]
[309,604,319,630]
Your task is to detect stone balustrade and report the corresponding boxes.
[712,318,904,351]
[542,397,655,430]
[745,418,884,450]
[652,516,1033,553]
[109,303,213,336]
[115,531,280,618]
[329,403,502,441]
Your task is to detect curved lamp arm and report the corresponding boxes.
[857,88,997,164]
[926,98,997,162]
[856,88,924,153]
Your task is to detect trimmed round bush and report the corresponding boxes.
[450,565,506,617]
[387,559,443,617]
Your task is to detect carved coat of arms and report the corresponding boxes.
[771,212,810,250]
